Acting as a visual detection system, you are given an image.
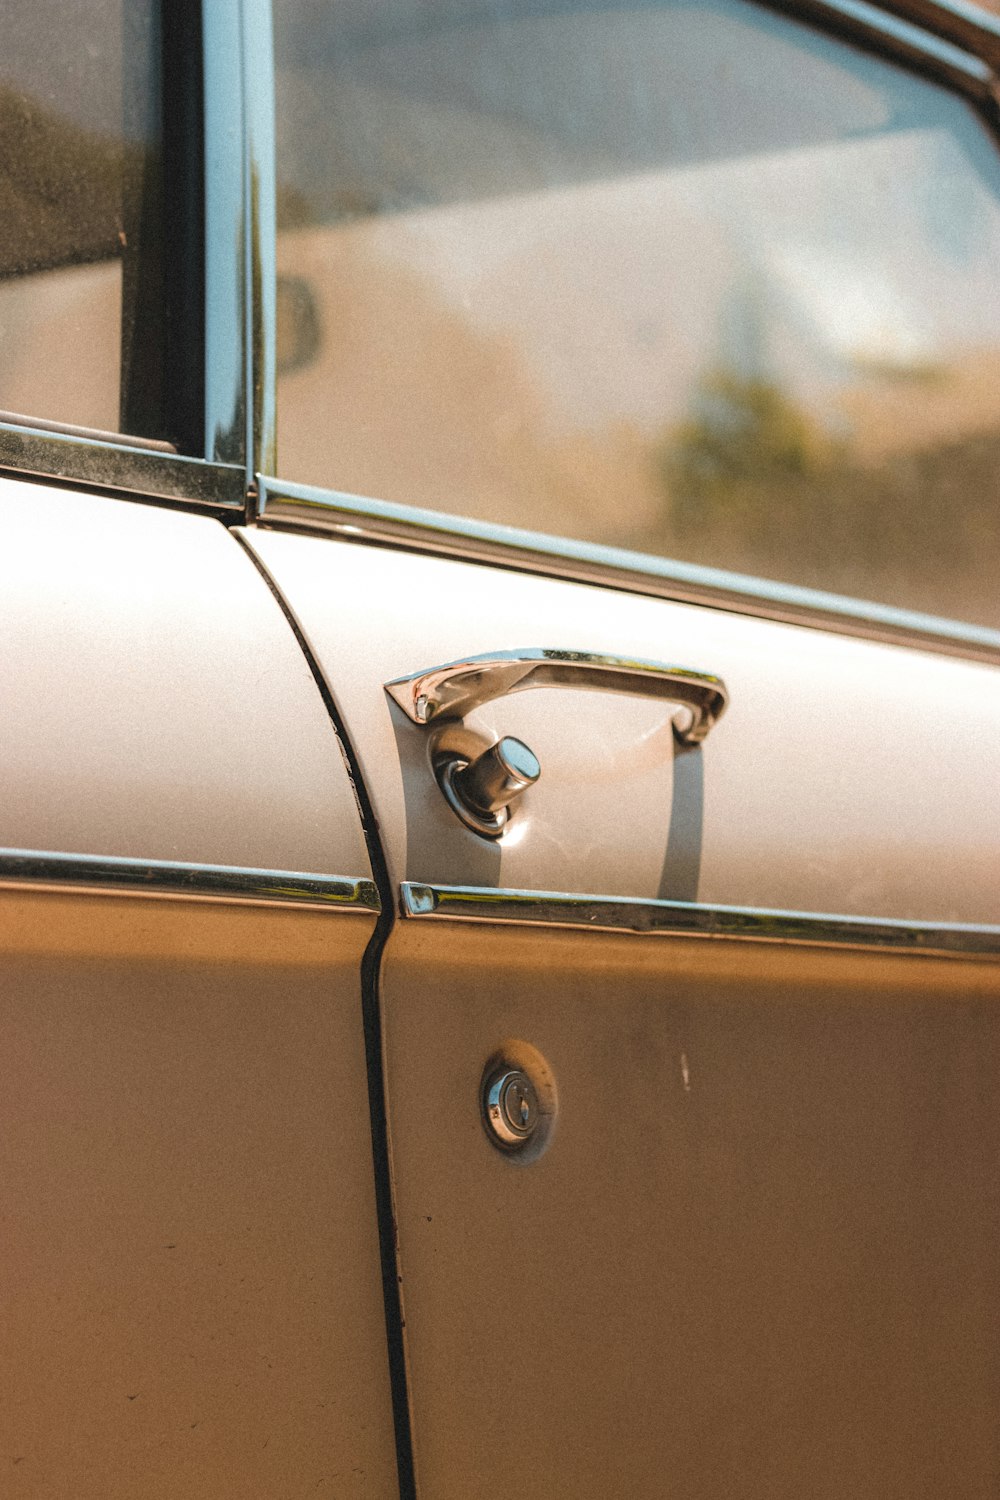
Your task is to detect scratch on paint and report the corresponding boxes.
[680,1053,691,1093]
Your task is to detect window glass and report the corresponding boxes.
[0,1,165,439]
[275,0,1000,628]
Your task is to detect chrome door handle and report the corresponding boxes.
[385,648,728,745]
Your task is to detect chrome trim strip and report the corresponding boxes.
[385,649,728,744]
[0,412,176,453]
[241,0,278,493]
[257,480,1000,666]
[203,0,248,467]
[401,883,1000,959]
[0,428,245,509]
[0,849,380,912]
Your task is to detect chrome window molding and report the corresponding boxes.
[0,426,246,510]
[241,0,278,495]
[257,479,1000,666]
[204,0,250,468]
[0,412,178,453]
[401,883,1000,960]
[0,849,380,913]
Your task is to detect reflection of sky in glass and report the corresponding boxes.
[275,0,1000,622]
[277,0,894,209]
[293,121,1000,435]
[771,246,936,367]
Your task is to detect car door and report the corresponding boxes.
[243,0,1000,1494]
[0,5,398,1495]
[0,486,398,1497]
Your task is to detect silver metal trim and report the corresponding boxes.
[0,412,177,453]
[0,849,380,912]
[0,427,245,508]
[203,0,248,467]
[401,883,1000,959]
[257,480,1000,666]
[385,649,728,744]
[242,0,278,493]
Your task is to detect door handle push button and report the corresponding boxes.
[389,648,727,839]
[438,735,540,839]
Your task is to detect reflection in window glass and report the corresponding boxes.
[0,2,162,436]
[275,0,1000,627]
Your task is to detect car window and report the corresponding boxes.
[0,1,167,440]
[274,0,1000,629]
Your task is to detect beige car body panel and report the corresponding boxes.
[0,481,397,1498]
[3,0,1000,1491]
[0,480,369,872]
[242,526,1000,1497]
[383,922,1000,1500]
[241,529,1000,922]
[1,890,396,1500]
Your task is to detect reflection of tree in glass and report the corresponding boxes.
[661,372,836,523]
[656,369,1000,625]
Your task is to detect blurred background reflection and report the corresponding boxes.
[275,0,1000,627]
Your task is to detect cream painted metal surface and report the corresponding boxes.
[380,921,1000,1499]
[0,479,369,876]
[0,483,396,1495]
[0,888,397,1499]
[243,523,1000,1498]
[241,530,1000,922]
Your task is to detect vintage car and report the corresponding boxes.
[2,0,999,1494]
